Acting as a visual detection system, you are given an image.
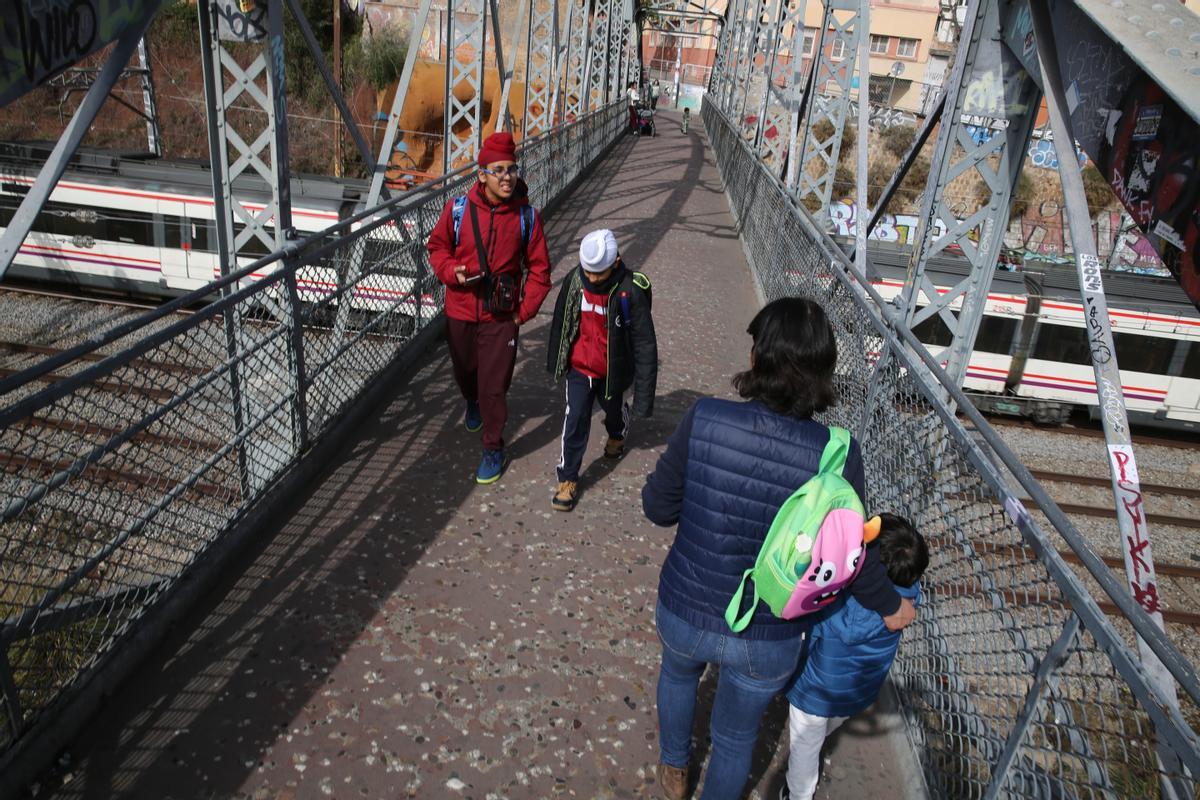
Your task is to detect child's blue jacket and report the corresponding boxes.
[785,580,921,718]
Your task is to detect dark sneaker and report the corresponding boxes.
[552,481,578,511]
[604,436,625,459]
[464,400,482,433]
[476,448,506,484]
[656,763,689,800]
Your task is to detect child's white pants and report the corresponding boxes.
[787,706,847,799]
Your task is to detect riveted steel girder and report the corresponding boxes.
[562,0,591,121]
[793,0,865,221]
[588,0,614,110]
[898,0,1041,389]
[524,0,559,137]
[444,0,489,173]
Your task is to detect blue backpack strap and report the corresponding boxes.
[451,195,469,246]
[520,205,535,249]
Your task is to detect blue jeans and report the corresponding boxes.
[655,602,804,799]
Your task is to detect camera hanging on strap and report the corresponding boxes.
[468,204,518,316]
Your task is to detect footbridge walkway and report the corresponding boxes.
[14,112,923,799]
[3,0,1200,792]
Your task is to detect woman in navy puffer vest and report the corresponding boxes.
[642,297,916,800]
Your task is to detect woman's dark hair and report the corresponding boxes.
[875,513,929,588]
[732,296,838,419]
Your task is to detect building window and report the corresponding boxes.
[870,35,890,55]
[802,28,815,56]
[897,37,919,58]
[830,36,847,60]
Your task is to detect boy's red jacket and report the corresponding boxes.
[426,180,552,324]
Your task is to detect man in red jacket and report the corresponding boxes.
[426,132,553,484]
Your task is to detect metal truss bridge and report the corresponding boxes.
[0,0,1198,795]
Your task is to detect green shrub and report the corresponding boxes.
[348,26,409,93]
[1081,164,1116,217]
[880,124,917,159]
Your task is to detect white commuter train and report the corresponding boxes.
[0,144,427,316]
[866,257,1200,432]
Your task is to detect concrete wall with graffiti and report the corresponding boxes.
[827,200,1169,275]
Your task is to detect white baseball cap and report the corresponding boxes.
[579,229,619,273]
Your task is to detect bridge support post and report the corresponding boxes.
[198,0,304,497]
[524,0,560,138]
[895,0,1040,390]
[443,0,490,173]
[792,0,866,223]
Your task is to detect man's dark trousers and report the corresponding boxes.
[556,368,629,482]
[447,318,518,451]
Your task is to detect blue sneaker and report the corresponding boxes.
[476,448,506,484]
[464,400,482,433]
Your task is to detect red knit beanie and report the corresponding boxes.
[478,132,517,166]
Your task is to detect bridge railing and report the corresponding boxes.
[0,101,626,786]
[704,101,1200,799]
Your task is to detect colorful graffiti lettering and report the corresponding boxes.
[828,201,1166,273]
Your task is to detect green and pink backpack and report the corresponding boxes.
[724,426,882,633]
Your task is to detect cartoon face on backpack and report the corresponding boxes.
[781,509,879,618]
[724,427,883,634]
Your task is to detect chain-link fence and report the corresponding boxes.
[703,101,1200,799]
[0,101,626,785]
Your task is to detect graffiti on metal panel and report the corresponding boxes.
[1099,79,1200,309]
[215,0,266,42]
[1084,298,1112,365]
[1109,445,1161,616]
[0,0,162,106]
[1096,375,1126,436]
[1050,0,1200,311]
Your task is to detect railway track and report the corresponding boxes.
[935,539,1200,628]
[1029,469,1200,500]
[0,282,196,312]
[983,414,1200,451]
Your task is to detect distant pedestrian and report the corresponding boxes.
[547,229,657,512]
[642,297,916,800]
[627,82,642,132]
[650,79,661,110]
[426,131,552,484]
[680,107,690,134]
[782,513,929,799]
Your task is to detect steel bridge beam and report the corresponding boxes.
[793,0,866,221]
[444,0,490,173]
[897,0,1041,390]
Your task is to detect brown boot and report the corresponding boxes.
[656,762,689,800]
[552,480,578,511]
[604,436,625,458]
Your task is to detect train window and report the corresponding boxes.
[975,316,1018,354]
[0,196,17,227]
[1112,331,1175,375]
[190,220,214,253]
[162,215,183,249]
[1031,323,1091,365]
[911,308,953,347]
[98,210,154,245]
[1180,343,1200,379]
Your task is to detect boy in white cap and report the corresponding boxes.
[546,229,658,511]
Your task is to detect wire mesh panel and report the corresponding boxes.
[703,101,1200,799]
[0,101,625,768]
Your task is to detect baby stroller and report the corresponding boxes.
[636,106,656,137]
